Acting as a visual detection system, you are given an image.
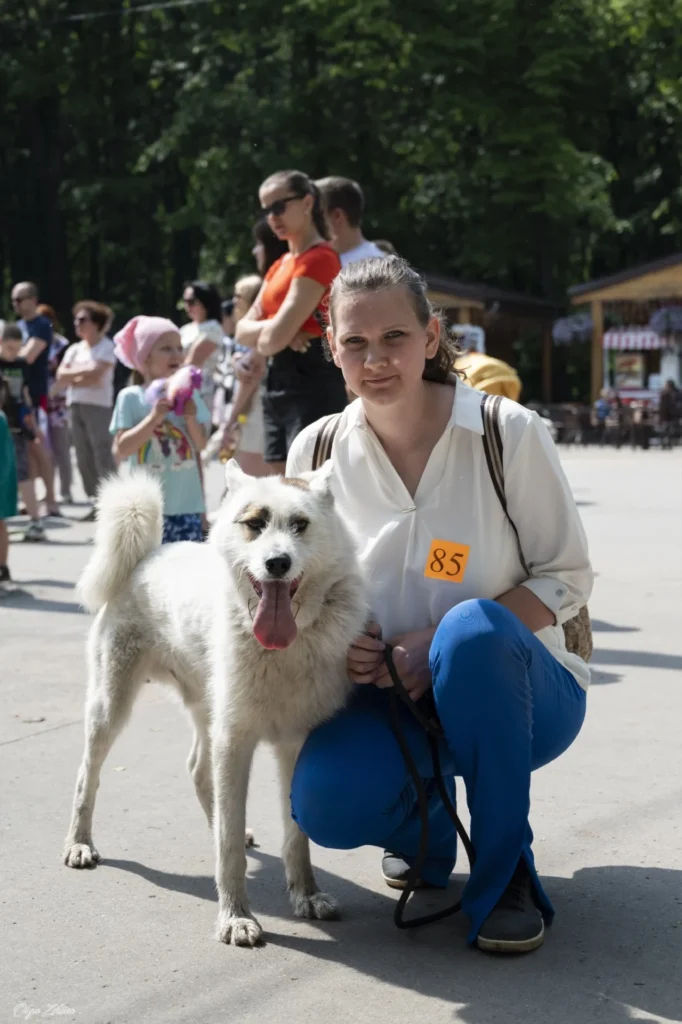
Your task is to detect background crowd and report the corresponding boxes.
[588,382,682,450]
[0,173,394,579]
[3,159,680,584]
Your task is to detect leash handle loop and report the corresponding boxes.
[383,646,475,929]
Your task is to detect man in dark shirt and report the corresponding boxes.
[11,280,58,515]
[0,323,45,540]
[0,327,33,436]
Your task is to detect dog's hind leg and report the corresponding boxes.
[63,636,145,869]
[274,739,340,922]
[187,702,214,827]
[213,727,263,947]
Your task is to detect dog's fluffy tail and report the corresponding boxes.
[77,473,163,613]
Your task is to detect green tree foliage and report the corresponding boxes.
[1,0,680,338]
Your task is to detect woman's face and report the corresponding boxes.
[183,287,207,324]
[328,286,440,407]
[144,332,183,381]
[74,310,101,345]
[259,181,312,241]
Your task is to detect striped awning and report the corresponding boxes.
[603,329,666,350]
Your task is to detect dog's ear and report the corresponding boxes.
[303,459,334,498]
[224,458,250,492]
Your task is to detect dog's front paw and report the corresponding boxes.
[63,840,100,868]
[216,910,264,947]
[291,890,340,921]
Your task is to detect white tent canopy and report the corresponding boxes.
[602,328,667,350]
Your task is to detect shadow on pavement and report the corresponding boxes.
[18,578,76,589]
[590,669,624,685]
[591,648,682,672]
[105,858,216,901]
[104,855,682,1024]
[7,516,72,529]
[44,538,93,547]
[591,620,640,634]
[0,587,83,614]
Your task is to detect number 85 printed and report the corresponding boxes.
[423,540,471,583]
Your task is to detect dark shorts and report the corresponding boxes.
[262,390,347,463]
[12,434,29,483]
[162,513,204,544]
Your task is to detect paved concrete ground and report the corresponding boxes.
[1,449,681,1024]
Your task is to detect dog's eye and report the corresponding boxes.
[245,518,266,533]
[292,518,309,534]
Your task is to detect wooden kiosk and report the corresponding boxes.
[568,253,682,403]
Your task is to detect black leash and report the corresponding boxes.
[383,644,476,929]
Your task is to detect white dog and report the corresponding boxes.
[63,463,368,947]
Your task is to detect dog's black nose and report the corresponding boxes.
[265,554,292,578]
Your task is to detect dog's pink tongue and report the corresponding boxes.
[253,580,297,650]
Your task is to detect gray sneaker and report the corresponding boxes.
[381,851,430,891]
[23,520,46,543]
[476,859,544,953]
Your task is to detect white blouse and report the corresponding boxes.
[180,319,224,404]
[61,337,116,408]
[286,379,593,690]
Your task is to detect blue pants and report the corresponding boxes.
[291,599,587,943]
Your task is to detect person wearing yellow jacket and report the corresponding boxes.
[454,348,522,401]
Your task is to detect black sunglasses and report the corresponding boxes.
[183,296,198,305]
[261,194,304,218]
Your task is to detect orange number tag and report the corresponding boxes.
[424,540,471,583]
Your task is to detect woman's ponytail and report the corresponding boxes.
[309,182,330,241]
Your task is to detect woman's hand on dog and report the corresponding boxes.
[348,623,435,702]
[347,622,385,684]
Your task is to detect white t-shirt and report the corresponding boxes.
[180,320,224,404]
[339,239,385,267]
[61,337,116,408]
[287,378,593,690]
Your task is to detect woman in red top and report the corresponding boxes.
[236,169,346,473]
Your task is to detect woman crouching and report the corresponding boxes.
[286,256,592,954]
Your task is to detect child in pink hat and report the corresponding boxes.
[110,316,209,542]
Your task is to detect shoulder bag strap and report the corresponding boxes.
[480,393,531,577]
[311,413,342,470]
